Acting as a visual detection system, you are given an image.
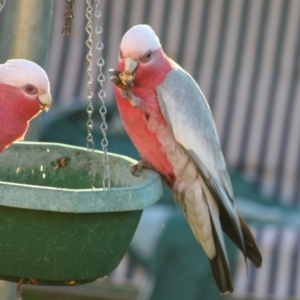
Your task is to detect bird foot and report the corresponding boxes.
[130,160,154,177]
[109,69,134,91]
[109,69,139,106]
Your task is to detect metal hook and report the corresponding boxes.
[0,0,6,13]
[62,0,75,36]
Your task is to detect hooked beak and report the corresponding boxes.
[124,57,138,75]
[38,91,52,111]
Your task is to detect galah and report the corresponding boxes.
[110,24,262,294]
[0,59,52,152]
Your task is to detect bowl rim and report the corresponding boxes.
[0,142,163,213]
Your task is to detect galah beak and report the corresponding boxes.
[38,91,52,111]
[124,57,138,75]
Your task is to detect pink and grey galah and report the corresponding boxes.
[110,24,262,294]
[0,59,52,152]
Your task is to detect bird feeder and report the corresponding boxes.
[0,0,163,287]
[0,142,162,285]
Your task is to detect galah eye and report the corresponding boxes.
[140,50,152,63]
[119,50,124,59]
[24,84,38,95]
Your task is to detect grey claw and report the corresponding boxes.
[130,160,154,177]
[124,78,134,87]
[108,69,120,76]
[110,76,125,89]
[121,90,129,98]
[130,164,141,177]
[110,76,119,84]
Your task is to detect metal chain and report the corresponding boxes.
[0,0,6,13]
[95,0,110,189]
[62,0,75,36]
[85,0,94,151]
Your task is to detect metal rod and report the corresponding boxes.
[0,0,54,141]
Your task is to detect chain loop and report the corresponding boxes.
[85,0,94,151]
[95,0,110,189]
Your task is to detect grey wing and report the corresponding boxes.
[156,68,245,254]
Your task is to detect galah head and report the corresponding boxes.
[119,24,170,86]
[0,59,52,152]
[0,59,52,114]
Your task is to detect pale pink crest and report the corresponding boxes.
[120,24,161,59]
[0,59,50,95]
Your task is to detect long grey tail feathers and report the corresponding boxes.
[209,210,262,294]
[220,212,262,268]
[238,213,262,268]
[209,211,233,294]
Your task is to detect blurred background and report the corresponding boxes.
[1,0,300,299]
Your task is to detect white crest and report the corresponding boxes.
[120,24,161,59]
[0,59,50,93]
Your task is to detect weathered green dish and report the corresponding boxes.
[0,142,162,286]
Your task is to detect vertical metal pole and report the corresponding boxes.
[0,0,54,141]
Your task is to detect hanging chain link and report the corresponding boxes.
[85,0,94,151]
[0,0,6,13]
[62,0,75,36]
[85,0,110,189]
[95,0,110,189]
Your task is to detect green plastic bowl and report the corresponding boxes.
[0,142,162,285]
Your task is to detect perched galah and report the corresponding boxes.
[110,24,262,294]
[0,59,52,152]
